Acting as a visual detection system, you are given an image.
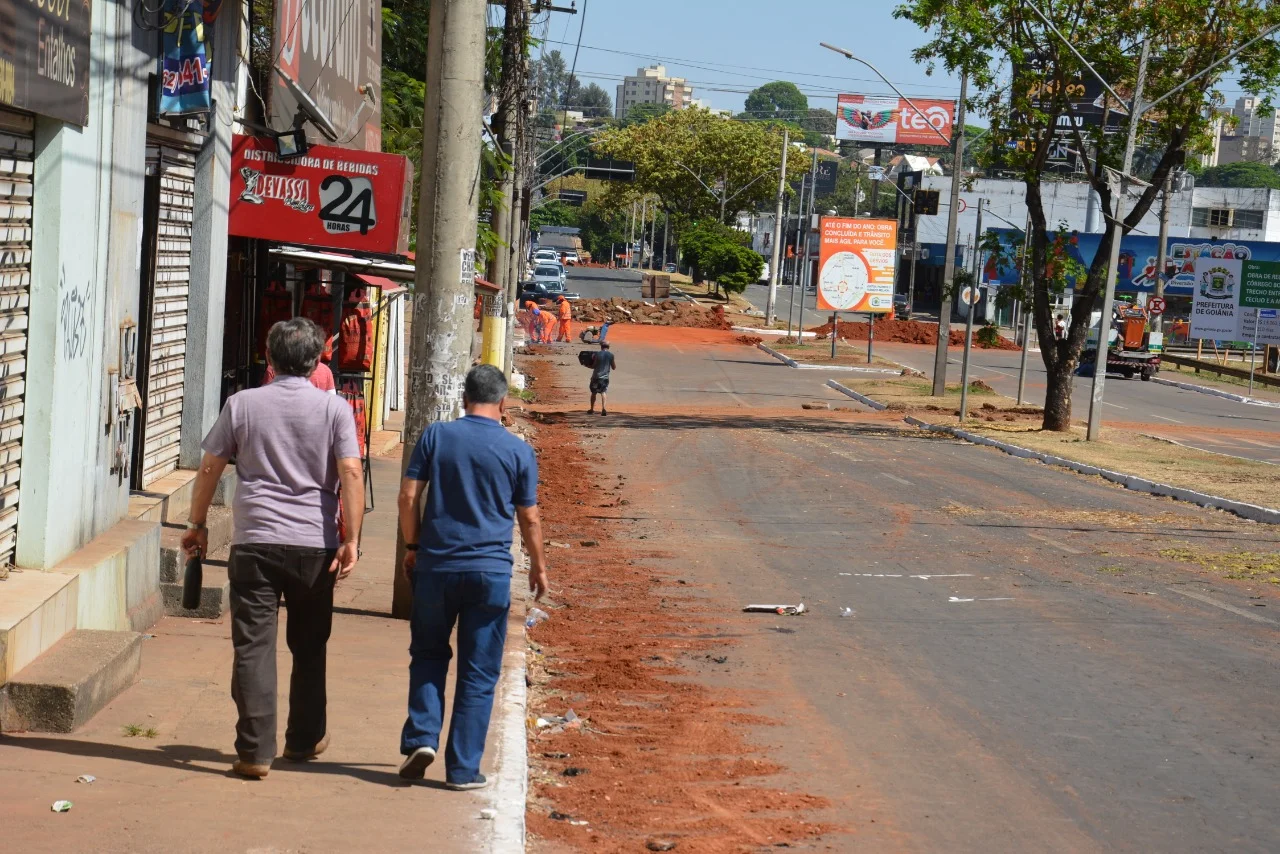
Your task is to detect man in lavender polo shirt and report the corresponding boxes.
[182,317,364,779]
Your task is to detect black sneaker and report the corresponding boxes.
[445,774,489,791]
[398,746,436,779]
[600,409,608,416]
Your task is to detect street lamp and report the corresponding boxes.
[1025,4,1280,440]
[821,41,967,396]
[673,161,773,222]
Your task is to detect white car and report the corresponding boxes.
[533,249,560,264]
[563,251,579,266]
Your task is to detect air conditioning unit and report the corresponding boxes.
[1208,208,1235,228]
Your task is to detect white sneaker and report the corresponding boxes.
[398,746,437,779]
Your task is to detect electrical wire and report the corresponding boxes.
[559,0,589,123]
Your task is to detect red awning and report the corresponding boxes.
[473,276,501,294]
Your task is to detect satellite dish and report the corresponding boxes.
[274,66,341,141]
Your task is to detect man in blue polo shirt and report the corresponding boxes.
[396,364,548,789]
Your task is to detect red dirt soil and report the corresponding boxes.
[808,318,1020,350]
[518,358,834,853]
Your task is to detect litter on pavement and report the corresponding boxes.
[525,608,550,629]
[743,603,806,615]
[75,775,96,784]
[51,801,73,813]
[839,607,854,617]
[479,808,497,820]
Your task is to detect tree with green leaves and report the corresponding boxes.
[679,221,762,295]
[595,108,808,234]
[897,0,1280,431]
[1197,160,1280,189]
[576,83,613,118]
[623,103,672,126]
[535,50,570,111]
[744,81,809,122]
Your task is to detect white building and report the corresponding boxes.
[615,65,694,119]
[1217,96,1280,165]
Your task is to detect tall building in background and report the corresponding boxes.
[1217,96,1280,165]
[615,65,693,119]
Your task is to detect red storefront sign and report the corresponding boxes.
[229,135,413,255]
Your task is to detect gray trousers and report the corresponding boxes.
[228,544,337,763]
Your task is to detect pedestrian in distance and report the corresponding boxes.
[182,317,365,780]
[588,340,616,416]
[397,364,549,789]
[555,294,573,342]
[1054,313,1067,340]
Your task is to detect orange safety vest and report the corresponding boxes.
[558,300,572,320]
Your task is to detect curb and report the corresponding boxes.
[1151,375,1280,409]
[486,558,530,852]
[902,415,1280,525]
[757,343,901,374]
[732,325,817,338]
[825,379,888,410]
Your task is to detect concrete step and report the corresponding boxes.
[0,629,143,733]
[128,465,238,525]
[0,570,78,684]
[159,505,234,584]
[161,548,230,619]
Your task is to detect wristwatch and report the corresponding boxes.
[405,543,419,551]
[186,521,206,531]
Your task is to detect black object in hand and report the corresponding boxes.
[182,553,203,610]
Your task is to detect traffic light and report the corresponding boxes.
[914,189,940,216]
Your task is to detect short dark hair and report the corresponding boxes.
[600,341,610,349]
[464,364,508,404]
[267,317,325,377]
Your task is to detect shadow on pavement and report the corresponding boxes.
[1,735,405,786]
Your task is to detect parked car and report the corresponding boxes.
[532,249,560,265]
[664,263,677,273]
[563,250,580,266]
[894,293,910,319]
[528,263,564,288]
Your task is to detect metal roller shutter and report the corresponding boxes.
[140,147,194,485]
[0,129,32,568]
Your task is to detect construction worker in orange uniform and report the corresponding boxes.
[555,295,573,342]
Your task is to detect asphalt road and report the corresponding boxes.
[555,330,1280,851]
[567,266,1280,463]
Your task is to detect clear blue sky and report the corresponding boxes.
[537,0,966,116]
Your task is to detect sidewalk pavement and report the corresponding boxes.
[0,455,528,853]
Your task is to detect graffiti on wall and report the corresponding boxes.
[59,269,91,361]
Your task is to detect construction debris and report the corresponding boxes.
[572,298,732,330]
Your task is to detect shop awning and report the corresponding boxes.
[271,246,502,295]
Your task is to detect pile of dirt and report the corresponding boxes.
[735,334,764,346]
[574,297,732,330]
[808,318,1021,350]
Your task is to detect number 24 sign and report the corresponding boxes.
[229,134,413,255]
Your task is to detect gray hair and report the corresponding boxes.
[464,364,509,404]
[267,317,325,377]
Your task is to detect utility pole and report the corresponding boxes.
[958,198,983,421]
[931,74,967,396]
[766,128,789,324]
[501,2,530,375]
[1016,211,1032,405]
[788,173,808,338]
[396,0,487,619]
[628,201,636,267]
[661,213,669,270]
[1153,170,1171,333]
[487,0,527,368]
[869,146,882,215]
[1087,40,1149,442]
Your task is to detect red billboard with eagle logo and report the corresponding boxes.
[835,94,955,147]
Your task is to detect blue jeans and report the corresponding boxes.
[400,569,510,783]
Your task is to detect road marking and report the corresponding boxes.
[946,358,1015,378]
[1236,437,1280,449]
[950,597,1015,603]
[1104,402,1129,410]
[1026,531,1084,554]
[1149,414,1182,423]
[671,344,685,354]
[715,381,749,408]
[1167,587,1276,626]
[910,573,973,580]
[881,473,913,486]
